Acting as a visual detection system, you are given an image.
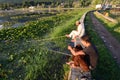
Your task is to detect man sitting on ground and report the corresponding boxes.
[68,35,98,70]
[67,45,91,80]
[66,21,85,47]
[66,21,85,40]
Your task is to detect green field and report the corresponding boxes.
[0,8,120,80]
[0,8,90,80]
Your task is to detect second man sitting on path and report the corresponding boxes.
[66,45,91,80]
[68,35,98,70]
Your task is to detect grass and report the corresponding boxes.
[85,12,120,80]
[0,10,75,80]
[48,9,90,80]
[0,8,90,80]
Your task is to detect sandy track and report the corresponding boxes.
[90,12,120,66]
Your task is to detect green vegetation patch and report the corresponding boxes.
[0,10,77,80]
[0,9,90,80]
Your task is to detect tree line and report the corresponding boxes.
[0,0,119,10]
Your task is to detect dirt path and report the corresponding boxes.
[90,12,120,66]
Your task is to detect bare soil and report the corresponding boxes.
[90,12,120,66]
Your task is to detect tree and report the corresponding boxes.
[91,0,103,5]
[79,0,92,7]
[51,3,55,7]
[111,0,120,4]
[72,1,80,8]
[29,1,35,6]
[55,1,59,7]
[1,3,10,10]
[22,1,26,8]
[41,3,45,8]
[25,1,30,7]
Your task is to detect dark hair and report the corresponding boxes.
[73,45,83,52]
[81,35,90,43]
[79,21,81,24]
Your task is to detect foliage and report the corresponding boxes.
[0,12,72,41]
[79,0,92,7]
[0,0,119,9]
[0,9,89,80]
[111,0,120,4]
[91,0,103,5]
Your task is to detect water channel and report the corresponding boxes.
[0,9,65,29]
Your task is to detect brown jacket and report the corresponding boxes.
[72,55,90,72]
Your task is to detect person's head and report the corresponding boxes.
[80,35,91,47]
[73,45,83,52]
[75,21,81,26]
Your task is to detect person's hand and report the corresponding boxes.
[71,39,75,42]
[66,61,74,65]
[65,34,70,38]
[68,45,72,50]
[75,35,79,38]
[66,62,70,65]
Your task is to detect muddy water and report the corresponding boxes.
[0,9,62,29]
